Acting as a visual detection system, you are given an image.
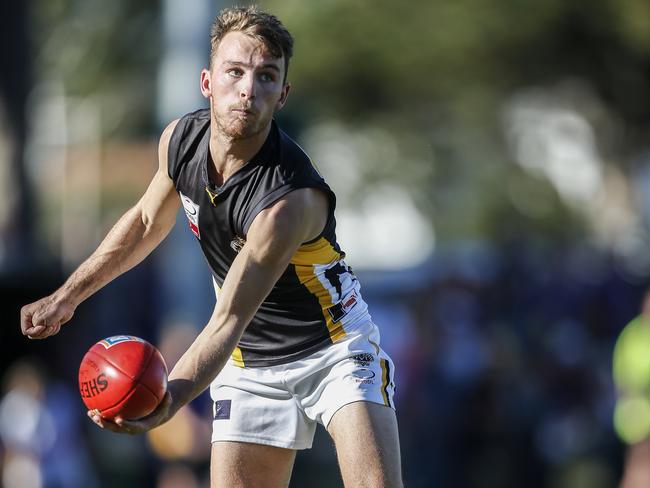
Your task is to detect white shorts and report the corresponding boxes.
[209,321,396,450]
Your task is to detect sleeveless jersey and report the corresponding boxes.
[167,109,371,367]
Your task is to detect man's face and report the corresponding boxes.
[201,31,290,140]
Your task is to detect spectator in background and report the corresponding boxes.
[0,359,98,488]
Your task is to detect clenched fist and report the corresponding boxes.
[21,294,76,339]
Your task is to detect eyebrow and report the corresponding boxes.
[223,60,281,72]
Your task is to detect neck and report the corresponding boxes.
[208,121,271,186]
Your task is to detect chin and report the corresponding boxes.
[225,118,270,140]
[227,125,260,140]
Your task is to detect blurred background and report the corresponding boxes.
[2,0,650,486]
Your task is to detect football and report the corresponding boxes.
[79,335,168,420]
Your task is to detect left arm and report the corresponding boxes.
[90,187,329,433]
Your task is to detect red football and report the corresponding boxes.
[79,335,168,420]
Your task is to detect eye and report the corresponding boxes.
[227,68,243,77]
[259,72,276,83]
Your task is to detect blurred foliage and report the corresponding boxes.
[264,0,650,243]
[266,0,650,127]
[32,0,160,137]
[30,0,650,243]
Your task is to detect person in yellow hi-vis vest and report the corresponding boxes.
[613,291,650,488]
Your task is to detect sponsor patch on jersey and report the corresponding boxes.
[214,399,232,420]
[328,292,358,322]
[97,335,145,349]
[180,191,200,239]
[342,293,358,311]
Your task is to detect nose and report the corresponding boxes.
[239,73,257,100]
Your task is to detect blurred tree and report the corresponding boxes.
[32,0,160,137]
[264,0,650,246]
[29,0,650,247]
[0,0,34,270]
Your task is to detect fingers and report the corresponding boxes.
[21,302,48,338]
[117,392,172,432]
[20,297,72,339]
[29,323,61,340]
[22,313,51,339]
[87,410,143,435]
[115,416,146,433]
[24,316,61,340]
[20,305,38,336]
[87,394,172,435]
[31,307,60,336]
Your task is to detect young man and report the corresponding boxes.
[20,6,402,487]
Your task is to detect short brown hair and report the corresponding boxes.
[209,6,294,81]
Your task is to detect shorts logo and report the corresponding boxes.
[351,353,374,367]
[97,335,145,349]
[180,191,200,239]
[214,399,231,420]
[352,368,376,384]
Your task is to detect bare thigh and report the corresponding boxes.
[211,441,297,488]
[327,401,403,488]
[621,439,650,488]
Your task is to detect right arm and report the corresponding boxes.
[21,119,181,339]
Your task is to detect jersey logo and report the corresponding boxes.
[205,187,219,206]
[327,292,358,322]
[180,191,201,239]
[230,236,246,253]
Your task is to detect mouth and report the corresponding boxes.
[231,107,255,116]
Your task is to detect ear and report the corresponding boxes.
[275,83,291,112]
[200,68,212,99]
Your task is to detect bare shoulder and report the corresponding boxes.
[159,119,180,152]
[252,188,329,243]
[157,119,180,173]
[263,188,327,221]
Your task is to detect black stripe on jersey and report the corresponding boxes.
[324,262,346,300]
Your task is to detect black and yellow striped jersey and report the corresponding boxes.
[167,109,371,367]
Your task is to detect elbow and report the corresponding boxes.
[136,204,166,243]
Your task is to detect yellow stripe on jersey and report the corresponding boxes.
[291,237,342,266]
[231,347,245,367]
[292,237,346,343]
[380,359,389,407]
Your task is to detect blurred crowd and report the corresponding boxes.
[378,240,635,488]
[1,232,643,487]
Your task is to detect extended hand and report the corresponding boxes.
[21,294,76,339]
[88,391,174,435]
